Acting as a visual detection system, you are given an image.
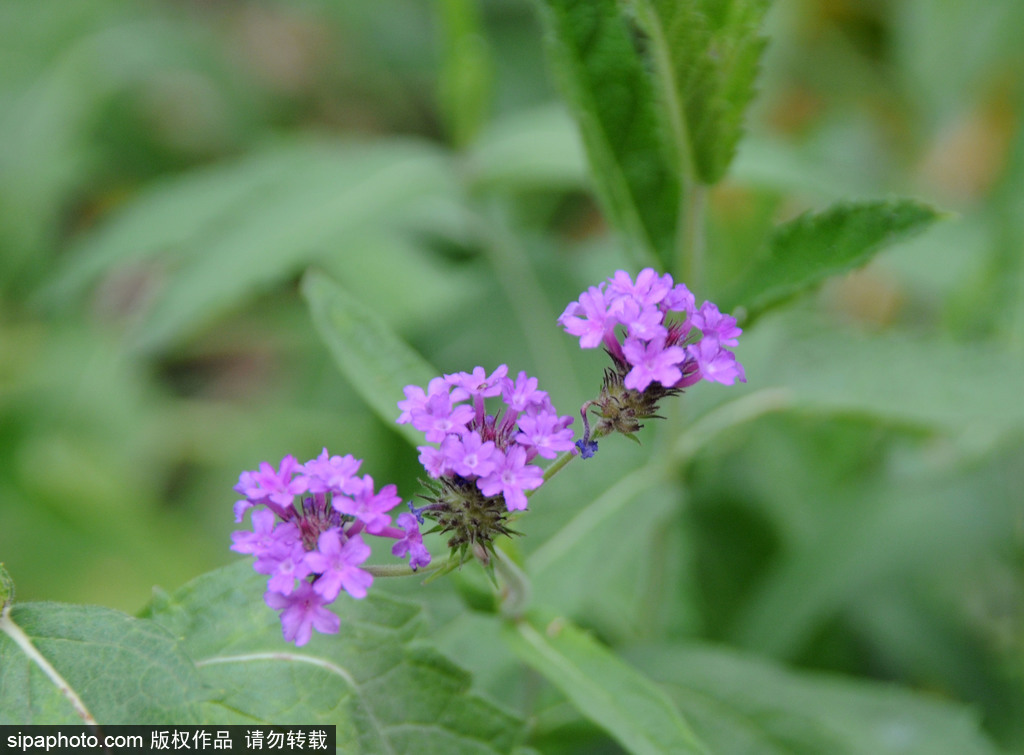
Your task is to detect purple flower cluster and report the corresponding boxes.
[559,268,745,390]
[397,365,574,512]
[231,450,429,646]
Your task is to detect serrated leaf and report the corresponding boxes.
[633,0,771,185]
[146,561,523,752]
[535,0,680,267]
[0,602,208,724]
[302,269,438,447]
[720,199,943,317]
[626,643,1001,755]
[503,613,707,755]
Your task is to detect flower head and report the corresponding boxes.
[232,450,429,645]
[561,269,745,437]
[397,366,572,557]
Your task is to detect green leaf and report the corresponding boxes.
[0,602,208,724]
[730,310,1024,434]
[720,199,944,317]
[626,642,1001,755]
[503,613,707,755]
[42,140,463,352]
[534,0,681,267]
[0,564,12,610]
[527,467,681,639]
[437,0,494,148]
[146,561,524,752]
[632,0,771,185]
[729,442,1016,659]
[468,104,588,192]
[302,269,439,447]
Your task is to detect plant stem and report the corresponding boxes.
[680,182,706,290]
[365,555,450,578]
[540,449,576,485]
[493,547,531,619]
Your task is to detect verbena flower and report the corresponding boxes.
[560,269,745,439]
[231,449,428,646]
[397,366,573,558]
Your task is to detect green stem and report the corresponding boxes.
[540,449,576,485]
[680,182,706,289]
[365,555,451,578]
[670,388,792,465]
[493,547,531,619]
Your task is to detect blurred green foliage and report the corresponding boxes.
[1,0,1023,749]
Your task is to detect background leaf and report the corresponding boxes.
[0,602,208,724]
[146,561,524,752]
[503,613,707,755]
[725,310,1024,434]
[534,0,680,266]
[626,642,1001,755]
[302,269,439,447]
[43,140,464,352]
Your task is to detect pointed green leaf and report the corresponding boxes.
[720,199,944,317]
[626,643,1001,755]
[504,613,707,755]
[146,562,524,752]
[41,140,462,353]
[0,603,208,724]
[535,0,681,266]
[633,0,771,185]
[302,268,438,447]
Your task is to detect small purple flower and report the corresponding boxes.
[418,444,451,478]
[264,583,340,647]
[662,282,696,315]
[397,376,453,424]
[687,339,747,386]
[304,530,373,602]
[622,336,686,391]
[502,371,547,412]
[257,543,313,596]
[692,301,742,348]
[231,509,281,556]
[478,446,544,511]
[333,476,401,534]
[576,438,599,459]
[621,301,669,341]
[608,268,672,307]
[241,456,309,510]
[443,431,500,478]
[557,285,610,348]
[515,411,575,459]
[411,392,475,443]
[302,449,362,495]
[391,512,431,570]
[446,365,509,397]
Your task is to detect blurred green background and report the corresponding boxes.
[2,0,1023,749]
